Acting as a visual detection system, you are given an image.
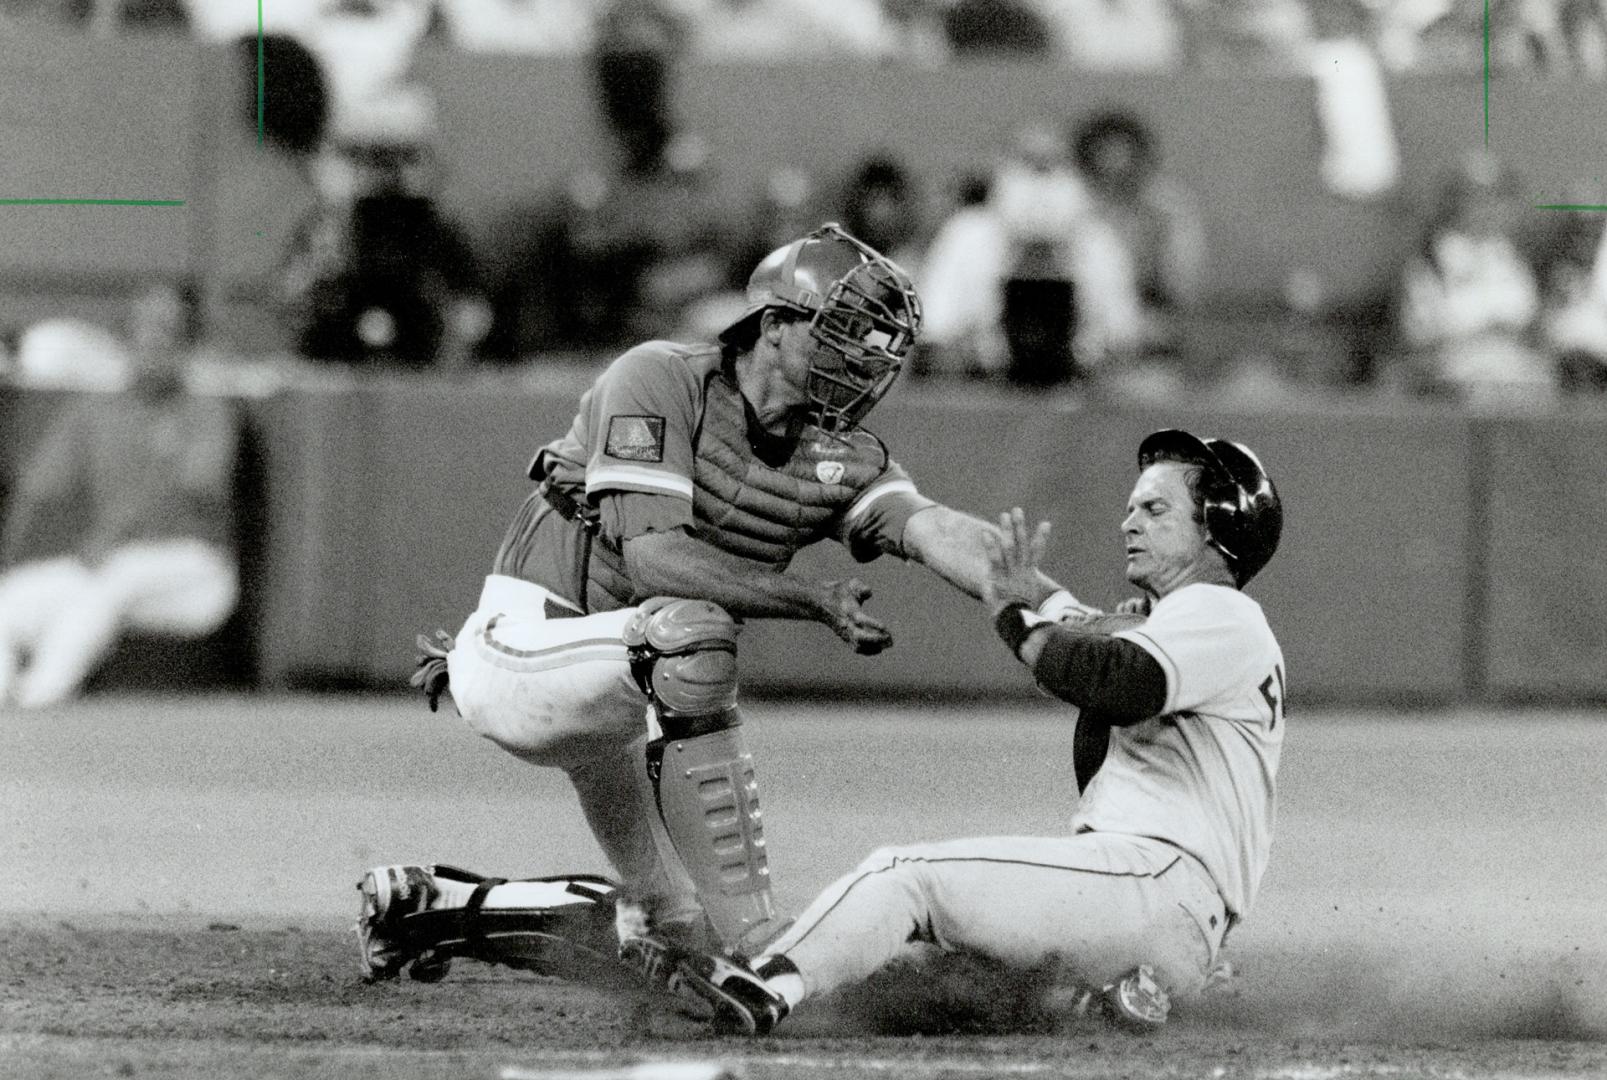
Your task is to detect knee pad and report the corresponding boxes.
[622,597,739,725]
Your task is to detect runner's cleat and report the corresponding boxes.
[1100,965,1171,1032]
[672,950,791,1036]
[1065,964,1171,1032]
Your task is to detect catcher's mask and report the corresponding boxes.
[720,222,921,436]
[1137,428,1283,588]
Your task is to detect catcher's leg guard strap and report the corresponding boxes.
[649,722,779,950]
[395,875,620,974]
[461,877,507,952]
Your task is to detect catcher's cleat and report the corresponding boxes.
[355,865,441,982]
[622,938,789,1036]
[1069,965,1171,1032]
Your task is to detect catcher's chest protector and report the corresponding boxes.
[691,374,889,565]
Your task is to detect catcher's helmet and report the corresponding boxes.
[720,222,921,434]
[1137,428,1282,587]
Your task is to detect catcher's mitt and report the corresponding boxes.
[410,629,455,712]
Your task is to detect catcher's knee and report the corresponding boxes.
[622,597,739,736]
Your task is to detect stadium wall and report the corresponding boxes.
[6,383,1602,704]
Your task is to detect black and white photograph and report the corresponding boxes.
[1,2,1604,1078]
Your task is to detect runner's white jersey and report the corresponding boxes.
[1070,583,1285,919]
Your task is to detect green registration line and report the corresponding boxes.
[1535,204,1607,212]
[0,198,184,206]
[1483,0,1490,145]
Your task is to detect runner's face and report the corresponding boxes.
[1122,462,1212,596]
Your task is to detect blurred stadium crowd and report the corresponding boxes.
[3,2,1607,703]
[3,0,1606,406]
[7,0,1607,77]
[3,0,1607,408]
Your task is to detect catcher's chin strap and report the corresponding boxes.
[392,866,621,979]
[624,598,786,955]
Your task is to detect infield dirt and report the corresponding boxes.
[3,695,1604,1079]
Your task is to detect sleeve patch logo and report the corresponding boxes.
[604,415,666,462]
[815,460,846,485]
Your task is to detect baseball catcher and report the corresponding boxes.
[356,223,1041,991]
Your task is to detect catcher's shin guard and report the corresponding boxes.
[647,722,779,950]
[624,598,781,951]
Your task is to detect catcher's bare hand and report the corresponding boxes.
[1114,595,1153,617]
[822,578,893,655]
[982,508,1051,614]
[410,629,455,712]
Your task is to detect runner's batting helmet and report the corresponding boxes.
[1138,429,1282,587]
[720,223,921,434]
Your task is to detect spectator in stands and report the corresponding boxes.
[278,143,490,369]
[0,326,17,378]
[681,0,907,58]
[436,0,596,53]
[116,0,188,33]
[1036,0,1183,69]
[879,0,952,64]
[990,119,1089,386]
[839,153,925,275]
[0,281,240,710]
[727,166,823,290]
[1534,199,1607,394]
[1404,0,1607,75]
[942,0,1053,57]
[594,0,687,175]
[1499,0,1607,77]
[534,133,729,351]
[1558,0,1607,78]
[687,165,825,345]
[1396,152,1553,403]
[9,317,129,392]
[320,0,435,142]
[1067,109,1205,381]
[1173,0,1314,71]
[621,135,732,343]
[917,171,1009,378]
[919,122,1102,387]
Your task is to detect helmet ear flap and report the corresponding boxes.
[1197,468,1244,572]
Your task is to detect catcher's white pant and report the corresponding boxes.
[0,540,238,709]
[445,574,699,920]
[762,831,1228,1004]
